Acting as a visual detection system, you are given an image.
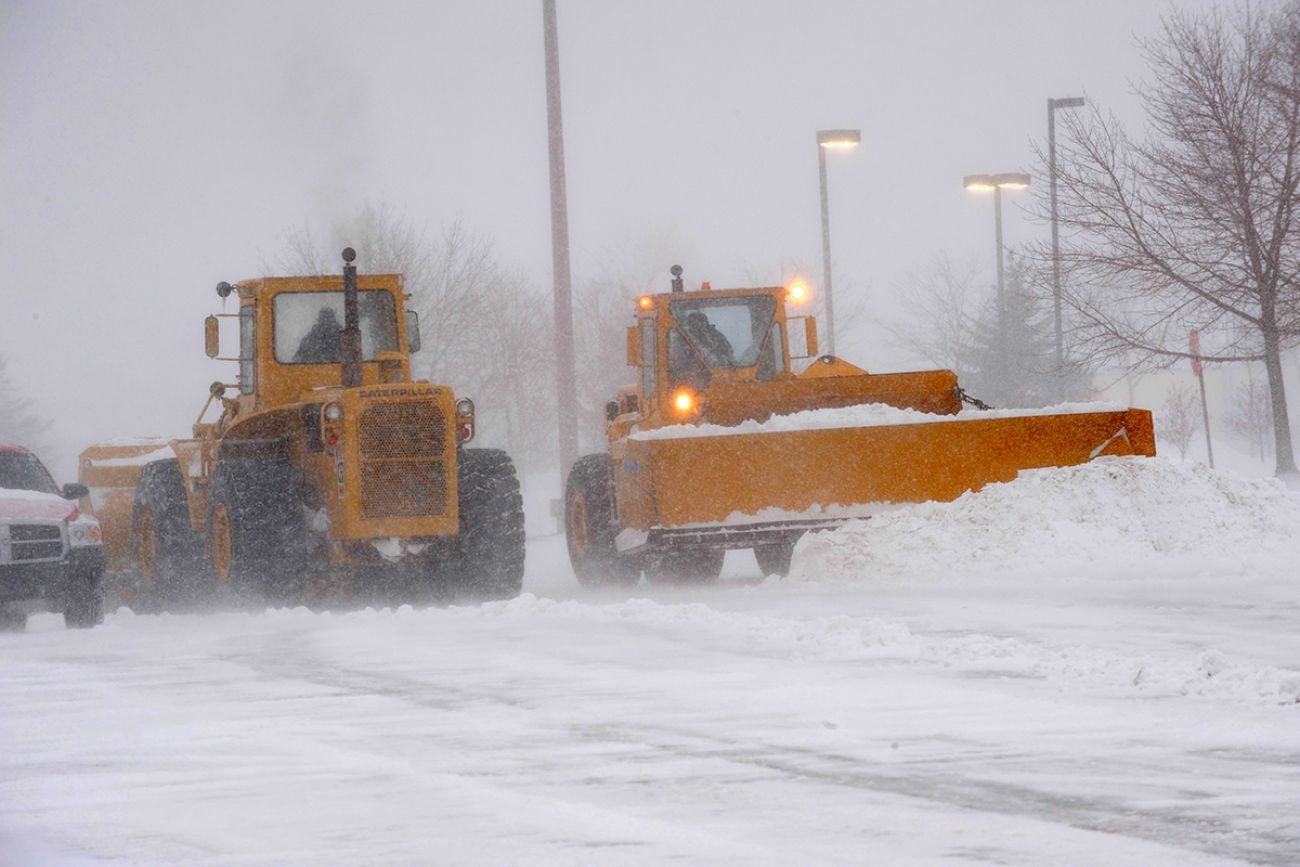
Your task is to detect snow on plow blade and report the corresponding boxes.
[624,407,1155,532]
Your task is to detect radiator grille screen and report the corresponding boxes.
[358,400,449,519]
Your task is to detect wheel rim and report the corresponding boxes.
[137,507,158,582]
[567,492,589,558]
[211,503,233,583]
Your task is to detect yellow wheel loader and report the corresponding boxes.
[565,266,1155,584]
[78,248,524,608]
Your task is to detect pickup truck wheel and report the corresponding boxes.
[132,459,205,611]
[209,458,308,601]
[448,448,526,602]
[63,570,104,629]
[754,539,797,578]
[646,546,724,585]
[565,454,638,587]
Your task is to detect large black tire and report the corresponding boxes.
[565,454,639,587]
[132,459,205,611]
[754,539,797,578]
[645,546,725,585]
[208,458,308,601]
[448,448,526,601]
[63,568,104,629]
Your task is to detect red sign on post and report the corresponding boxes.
[1189,329,1202,375]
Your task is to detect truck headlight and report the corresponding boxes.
[68,519,103,547]
[324,402,343,422]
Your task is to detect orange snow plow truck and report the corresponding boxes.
[77,248,524,608]
[565,266,1155,583]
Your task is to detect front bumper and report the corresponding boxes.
[0,546,105,605]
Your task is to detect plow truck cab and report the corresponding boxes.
[80,248,524,608]
[565,266,1155,584]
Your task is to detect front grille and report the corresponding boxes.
[1,523,65,564]
[357,400,450,519]
[359,402,445,459]
[361,460,448,519]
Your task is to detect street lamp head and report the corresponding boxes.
[993,172,1031,190]
[966,172,1031,193]
[1050,96,1086,110]
[817,129,861,149]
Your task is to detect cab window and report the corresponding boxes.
[273,291,399,364]
[667,295,777,369]
[639,319,657,398]
[239,306,256,395]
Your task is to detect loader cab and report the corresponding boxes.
[620,278,818,432]
[220,275,420,413]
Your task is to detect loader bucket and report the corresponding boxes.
[622,406,1155,533]
[79,441,178,572]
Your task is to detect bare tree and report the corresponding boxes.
[1225,371,1274,460]
[0,354,52,454]
[1045,3,1300,474]
[885,256,982,372]
[1157,382,1201,460]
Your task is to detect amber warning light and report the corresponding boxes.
[672,390,695,414]
[787,283,808,303]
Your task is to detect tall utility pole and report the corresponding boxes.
[1048,96,1085,403]
[815,129,860,357]
[543,0,578,478]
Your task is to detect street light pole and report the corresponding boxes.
[543,0,578,479]
[993,184,1005,324]
[964,173,1031,396]
[815,129,860,357]
[1048,96,1085,402]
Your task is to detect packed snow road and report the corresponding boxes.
[3,459,1299,866]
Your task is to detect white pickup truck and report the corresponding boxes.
[1,445,104,631]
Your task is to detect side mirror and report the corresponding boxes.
[626,325,642,366]
[204,315,219,358]
[605,400,619,423]
[61,482,89,501]
[406,310,421,353]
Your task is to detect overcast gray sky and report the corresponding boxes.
[1,0,1224,473]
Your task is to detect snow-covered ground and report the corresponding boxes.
[3,458,1299,866]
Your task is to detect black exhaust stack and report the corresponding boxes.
[340,247,362,388]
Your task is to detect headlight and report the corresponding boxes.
[455,398,474,418]
[323,402,343,422]
[68,519,103,547]
[672,389,695,414]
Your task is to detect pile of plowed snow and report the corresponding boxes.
[790,457,1300,583]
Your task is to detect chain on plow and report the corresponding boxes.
[954,386,993,411]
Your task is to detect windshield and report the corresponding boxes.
[0,451,59,494]
[667,296,777,369]
[274,291,400,364]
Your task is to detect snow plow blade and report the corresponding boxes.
[619,407,1155,542]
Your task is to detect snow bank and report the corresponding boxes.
[631,400,1127,440]
[790,457,1300,583]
